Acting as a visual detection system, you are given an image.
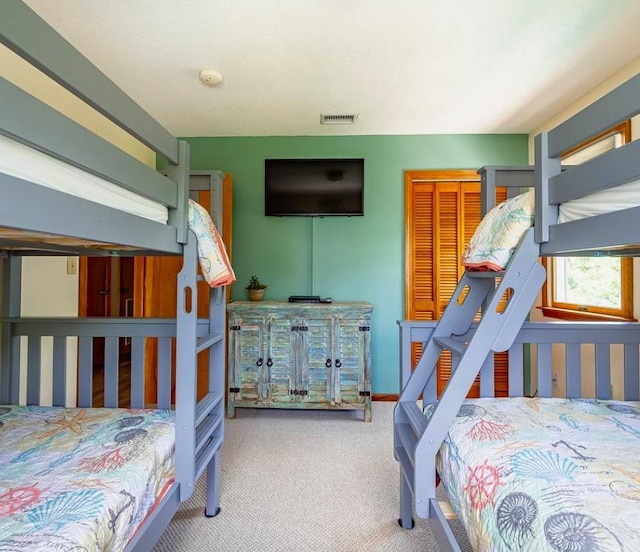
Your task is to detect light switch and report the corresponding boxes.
[66,257,78,275]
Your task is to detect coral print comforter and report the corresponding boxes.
[0,406,175,552]
[432,397,640,551]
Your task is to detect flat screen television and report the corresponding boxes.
[265,158,364,216]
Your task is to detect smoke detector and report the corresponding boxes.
[199,69,223,86]
[320,113,358,125]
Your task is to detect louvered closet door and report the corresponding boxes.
[405,171,508,398]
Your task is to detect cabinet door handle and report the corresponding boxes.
[256,357,264,366]
[266,358,273,367]
[325,358,332,368]
[335,359,342,368]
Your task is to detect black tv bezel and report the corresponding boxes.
[264,158,364,217]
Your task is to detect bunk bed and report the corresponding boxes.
[395,71,640,551]
[0,2,233,551]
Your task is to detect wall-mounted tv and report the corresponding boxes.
[265,158,364,216]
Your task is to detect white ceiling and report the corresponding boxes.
[24,0,640,138]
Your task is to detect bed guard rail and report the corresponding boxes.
[0,0,191,244]
[398,320,640,402]
[478,166,534,216]
[0,316,219,408]
[535,73,640,250]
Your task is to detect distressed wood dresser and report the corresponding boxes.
[227,301,373,421]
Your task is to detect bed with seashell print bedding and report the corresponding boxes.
[0,405,175,552]
[429,397,640,551]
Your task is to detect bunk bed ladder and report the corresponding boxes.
[175,231,225,516]
[395,227,545,537]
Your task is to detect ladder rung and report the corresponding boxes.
[433,336,468,356]
[195,413,223,456]
[397,401,427,437]
[465,270,505,278]
[195,392,223,426]
[396,423,418,464]
[196,332,223,353]
[395,445,414,488]
[195,434,223,481]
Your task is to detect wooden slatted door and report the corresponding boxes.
[404,170,508,398]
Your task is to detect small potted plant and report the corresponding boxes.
[246,274,267,301]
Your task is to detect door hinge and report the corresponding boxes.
[229,387,240,393]
[359,325,370,332]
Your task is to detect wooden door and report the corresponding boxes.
[79,256,136,406]
[80,257,136,319]
[83,257,109,370]
[143,174,233,405]
[85,257,110,317]
[79,174,231,408]
[404,170,507,397]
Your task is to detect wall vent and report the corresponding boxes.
[320,113,358,125]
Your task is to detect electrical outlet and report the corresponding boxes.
[552,372,558,389]
[66,257,77,275]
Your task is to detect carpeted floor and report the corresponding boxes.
[153,402,472,552]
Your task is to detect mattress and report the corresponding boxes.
[558,179,640,223]
[0,134,168,224]
[432,397,640,551]
[0,405,175,552]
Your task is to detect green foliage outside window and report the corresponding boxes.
[556,257,621,309]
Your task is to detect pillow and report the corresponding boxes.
[462,189,534,271]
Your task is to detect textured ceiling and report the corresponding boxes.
[24,0,640,137]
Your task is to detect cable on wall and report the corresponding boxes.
[311,217,316,295]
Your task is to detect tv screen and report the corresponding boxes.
[265,158,364,216]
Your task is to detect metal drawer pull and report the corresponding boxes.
[325,359,332,368]
[266,358,273,367]
[256,357,264,366]
[335,359,342,368]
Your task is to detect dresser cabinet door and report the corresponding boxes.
[266,316,295,404]
[229,316,266,403]
[295,318,332,404]
[332,316,370,405]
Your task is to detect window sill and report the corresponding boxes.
[538,306,636,322]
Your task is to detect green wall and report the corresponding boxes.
[186,134,528,394]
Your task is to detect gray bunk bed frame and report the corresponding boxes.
[0,2,226,550]
[394,71,640,551]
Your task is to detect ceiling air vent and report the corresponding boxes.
[320,113,358,125]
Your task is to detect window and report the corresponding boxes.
[540,121,635,321]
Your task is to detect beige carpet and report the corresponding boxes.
[153,402,472,552]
